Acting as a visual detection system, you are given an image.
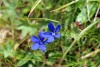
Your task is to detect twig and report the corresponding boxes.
[50,0,79,12]
[28,0,42,17]
[14,35,30,51]
[86,0,90,21]
[81,49,100,59]
[19,17,60,23]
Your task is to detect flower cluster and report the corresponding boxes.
[31,22,61,52]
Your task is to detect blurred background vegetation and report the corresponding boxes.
[0,0,100,67]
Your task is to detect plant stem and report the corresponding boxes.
[59,4,100,66]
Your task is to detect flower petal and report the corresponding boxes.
[47,36,55,42]
[42,32,52,38]
[55,34,61,38]
[55,24,61,33]
[38,32,44,41]
[43,40,49,45]
[39,45,46,52]
[31,43,39,50]
[31,36,40,43]
[48,22,55,32]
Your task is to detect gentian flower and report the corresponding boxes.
[42,22,61,42]
[31,32,48,52]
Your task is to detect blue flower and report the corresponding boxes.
[42,22,61,42]
[31,32,48,52]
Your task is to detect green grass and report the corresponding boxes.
[0,0,100,67]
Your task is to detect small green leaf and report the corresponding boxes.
[17,25,36,37]
[49,52,62,59]
[1,40,15,58]
[76,7,87,23]
[32,51,43,62]
[76,2,98,23]
[17,52,32,66]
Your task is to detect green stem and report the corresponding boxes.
[59,4,100,65]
